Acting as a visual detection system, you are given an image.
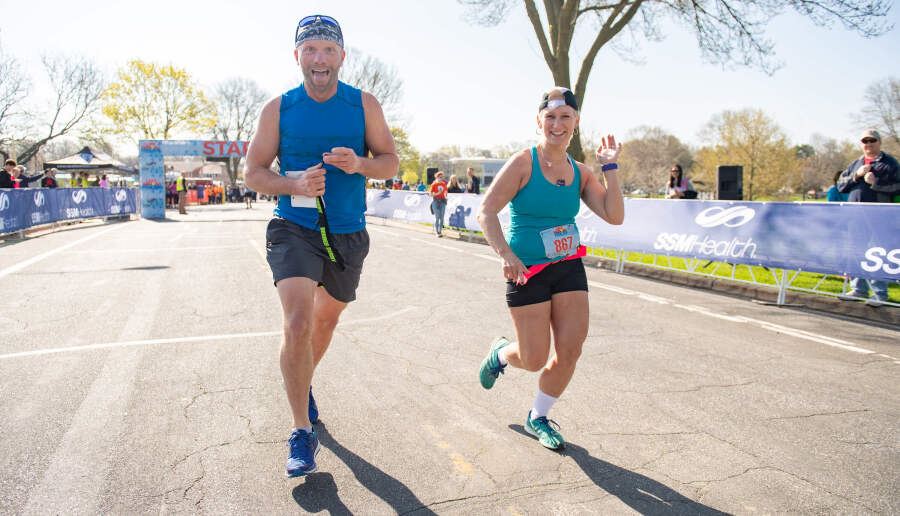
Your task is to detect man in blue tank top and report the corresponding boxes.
[244,14,399,478]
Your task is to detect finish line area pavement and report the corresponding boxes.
[1,204,897,515]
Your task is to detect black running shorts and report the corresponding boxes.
[265,217,370,303]
[505,258,588,307]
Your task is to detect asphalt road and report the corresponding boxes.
[1,204,897,515]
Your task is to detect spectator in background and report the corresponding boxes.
[429,170,448,237]
[0,159,15,188]
[466,166,481,194]
[16,166,45,188]
[41,168,59,188]
[392,178,402,190]
[825,170,848,202]
[837,129,899,306]
[665,164,696,199]
[401,181,410,191]
[99,174,110,188]
[447,174,463,193]
[176,173,188,214]
[243,184,254,209]
[416,181,426,192]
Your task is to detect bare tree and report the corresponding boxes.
[0,40,30,158]
[340,47,404,122]
[796,134,858,195]
[855,77,899,147]
[612,126,693,194]
[15,55,106,164]
[459,0,892,161]
[212,77,268,184]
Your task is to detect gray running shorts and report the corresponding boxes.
[265,217,370,303]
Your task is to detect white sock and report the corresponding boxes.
[497,343,511,366]
[531,390,558,419]
[293,426,313,433]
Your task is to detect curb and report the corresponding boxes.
[367,217,899,327]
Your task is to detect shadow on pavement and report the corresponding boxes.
[509,424,730,515]
[291,472,352,515]
[292,423,437,515]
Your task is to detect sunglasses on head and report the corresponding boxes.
[297,15,339,27]
[862,138,877,144]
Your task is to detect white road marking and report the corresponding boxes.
[408,236,465,253]
[587,280,876,355]
[365,226,400,237]
[0,224,126,280]
[66,245,246,253]
[22,256,164,514]
[247,239,266,261]
[468,252,502,263]
[0,307,418,360]
[330,224,882,358]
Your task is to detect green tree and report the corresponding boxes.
[102,60,215,140]
[694,109,796,200]
[391,127,421,184]
[460,0,892,161]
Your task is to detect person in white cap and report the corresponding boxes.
[837,128,899,305]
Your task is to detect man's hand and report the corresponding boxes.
[864,171,876,185]
[290,163,326,197]
[855,165,869,179]
[323,147,361,174]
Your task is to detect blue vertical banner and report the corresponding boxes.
[139,140,165,219]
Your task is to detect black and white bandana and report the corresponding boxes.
[295,15,344,48]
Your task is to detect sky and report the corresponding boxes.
[1,0,898,155]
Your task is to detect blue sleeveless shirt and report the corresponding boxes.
[507,147,582,265]
[274,81,367,233]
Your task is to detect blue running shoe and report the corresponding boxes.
[479,337,510,389]
[309,387,319,424]
[286,428,320,477]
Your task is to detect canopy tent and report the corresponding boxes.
[43,146,136,175]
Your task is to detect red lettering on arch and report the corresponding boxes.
[203,141,216,155]
[227,141,241,155]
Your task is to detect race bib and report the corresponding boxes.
[539,224,580,259]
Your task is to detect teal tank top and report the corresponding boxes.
[274,82,367,233]
[507,147,582,265]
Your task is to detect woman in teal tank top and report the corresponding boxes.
[476,87,625,450]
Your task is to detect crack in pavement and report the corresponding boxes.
[765,409,871,421]
[692,465,877,513]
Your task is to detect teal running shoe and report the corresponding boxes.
[479,337,510,389]
[524,411,565,450]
